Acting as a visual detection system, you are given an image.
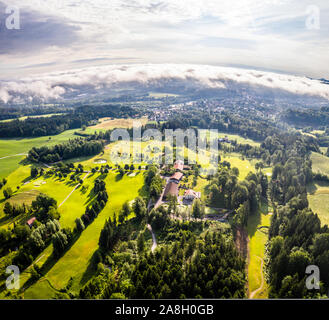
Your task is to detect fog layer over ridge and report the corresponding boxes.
[1,64,329,104]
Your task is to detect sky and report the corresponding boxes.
[0,0,329,80]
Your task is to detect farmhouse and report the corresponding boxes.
[174,160,184,171]
[163,182,179,200]
[170,172,183,183]
[26,217,36,228]
[183,189,201,201]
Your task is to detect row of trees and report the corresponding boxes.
[144,165,165,200]
[265,130,329,298]
[78,179,109,230]
[28,138,104,164]
[0,104,139,138]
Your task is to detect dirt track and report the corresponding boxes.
[249,256,264,299]
[235,226,248,258]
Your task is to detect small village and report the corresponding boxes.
[151,159,233,223]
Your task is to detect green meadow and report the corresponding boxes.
[0,129,78,179]
[218,132,261,147]
[0,123,272,299]
[308,152,329,226]
[307,182,329,227]
[311,152,329,176]
[221,153,272,180]
[247,202,271,299]
[23,171,145,299]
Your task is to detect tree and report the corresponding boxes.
[31,167,39,178]
[231,184,249,209]
[232,167,239,177]
[137,232,145,253]
[118,168,124,177]
[122,201,131,219]
[75,218,85,232]
[255,162,264,172]
[3,187,13,199]
[133,197,147,220]
[3,202,13,216]
[167,195,178,216]
[192,199,204,220]
[52,231,68,257]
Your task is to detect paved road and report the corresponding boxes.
[147,224,157,252]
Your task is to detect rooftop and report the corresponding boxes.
[26,217,36,227]
[163,182,179,199]
[170,172,183,181]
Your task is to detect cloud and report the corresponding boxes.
[0,1,81,55]
[1,64,329,104]
[70,57,140,64]
[0,0,329,79]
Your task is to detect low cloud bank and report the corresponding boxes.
[1,64,329,104]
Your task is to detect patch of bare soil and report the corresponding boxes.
[235,226,250,297]
[235,226,249,259]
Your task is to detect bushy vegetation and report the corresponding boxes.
[28,138,104,164]
[0,105,139,138]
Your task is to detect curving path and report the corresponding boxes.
[0,153,27,160]
[249,256,264,299]
[147,224,157,252]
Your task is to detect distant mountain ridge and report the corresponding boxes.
[1,64,329,106]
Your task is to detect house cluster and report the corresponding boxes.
[163,160,200,204]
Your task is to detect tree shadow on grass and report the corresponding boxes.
[115,173,124,182]
[307,182,318,195]
[79,250,99,288]
[21,231,83,293]
[96,173,107,181]
[84,188,97,206]
[64,180,79,188]
[21,175,33,184]
[247,205,263,239]
[138,184,148,198]
[0,214,12,227]
[19,158,30,166]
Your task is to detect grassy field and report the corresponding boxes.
[308,153,329,226]
[247,202,271,299]
[307,182,329,226]
[89,117,148,130]
[23,171,145,299]
[218,133,261,147]
[0,113,65,123]
[221,153,272,180]
[7,190,40,207]
[0,166,96,230]
[311,152,329,176]
[0,127,269,299]
[0,129,78,179]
